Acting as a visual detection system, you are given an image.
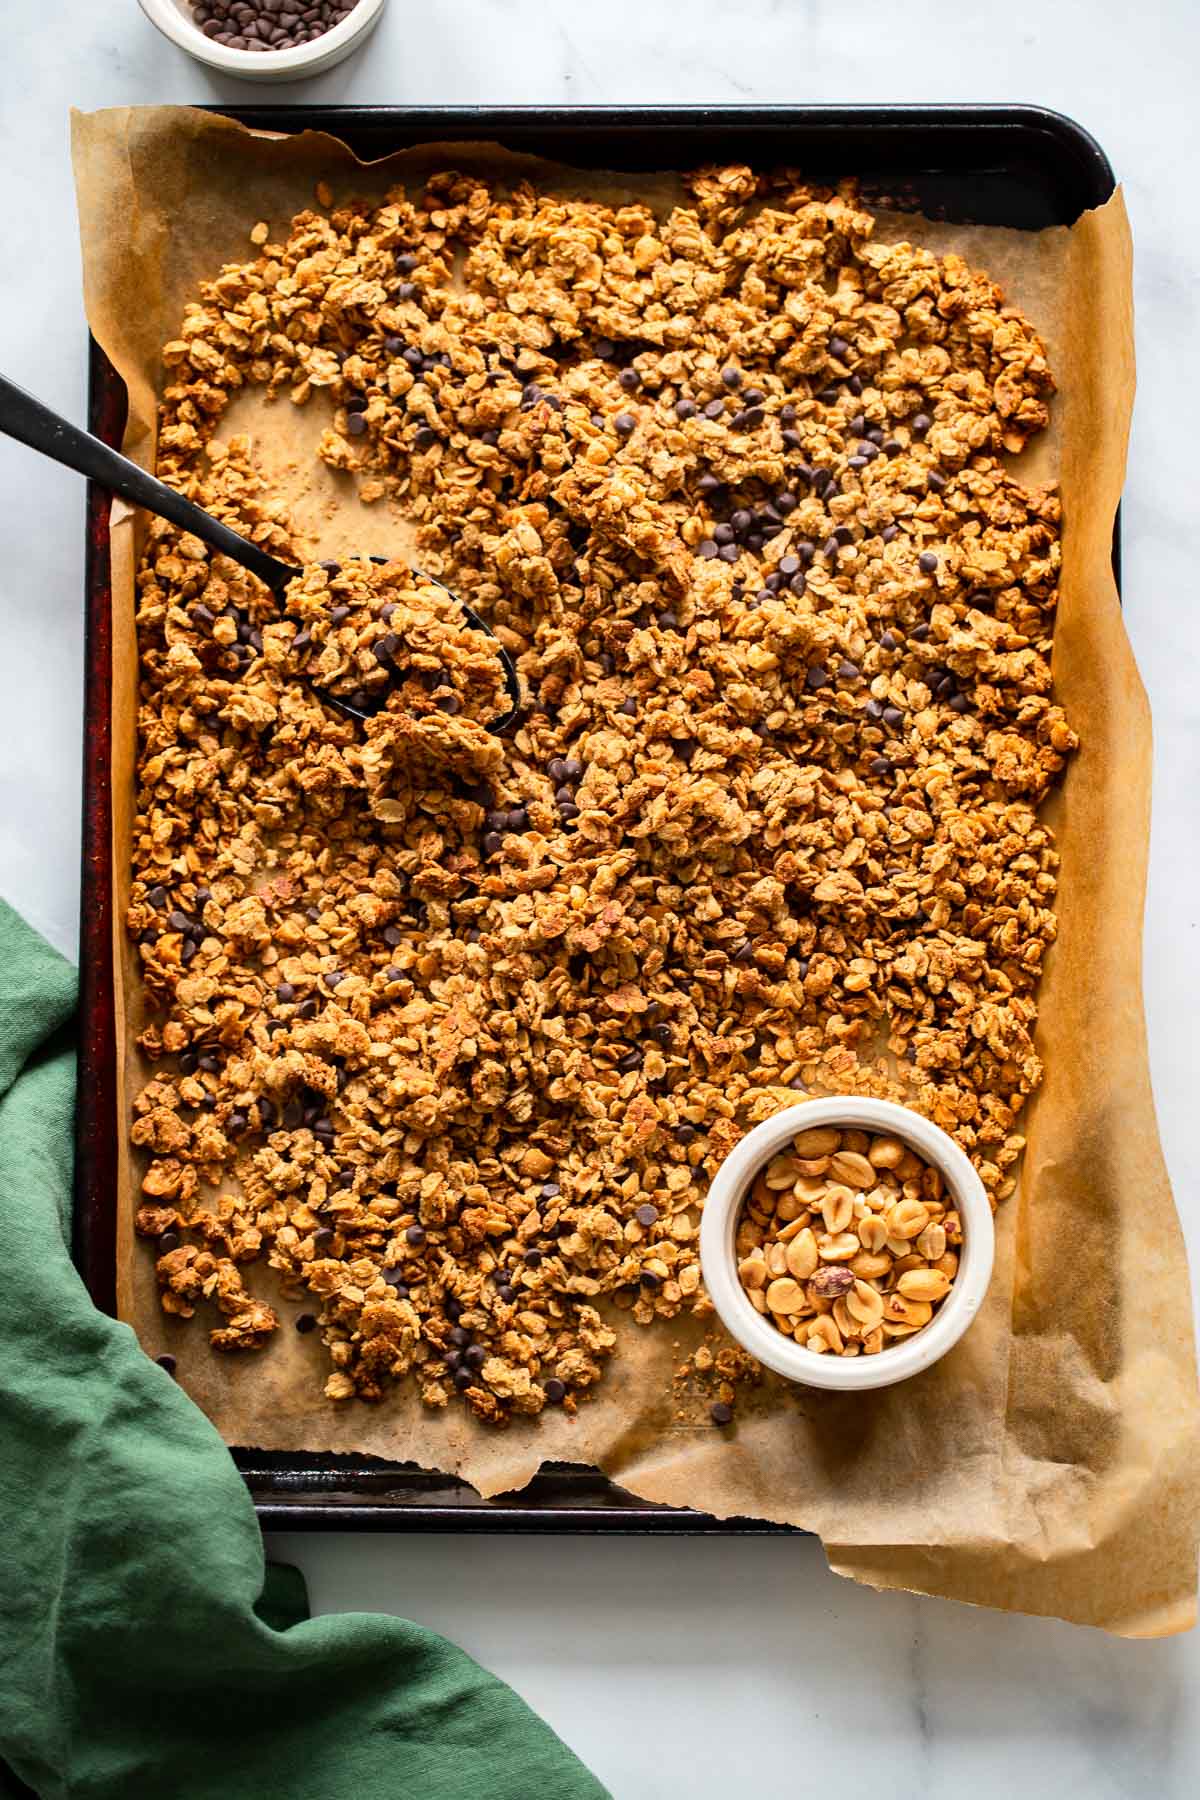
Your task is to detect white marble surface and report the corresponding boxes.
[2,2,1198,1794]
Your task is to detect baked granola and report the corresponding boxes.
[127,166,1074,1421]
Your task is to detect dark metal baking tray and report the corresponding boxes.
[75,104,1117,1531]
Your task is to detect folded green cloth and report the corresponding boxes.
[0,901,607,1800]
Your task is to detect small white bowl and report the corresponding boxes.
[699,1096,994,1392]
[138,0,387,81]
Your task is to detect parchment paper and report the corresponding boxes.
[70,105,1200,1635]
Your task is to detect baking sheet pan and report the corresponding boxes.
[74,103,1118,1530]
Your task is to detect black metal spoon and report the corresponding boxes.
[0,371,521,732]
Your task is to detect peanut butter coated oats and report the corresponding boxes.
[127,166,1074,1421]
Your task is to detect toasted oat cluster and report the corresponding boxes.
[283,557,510,727]
[127,164,1074,1421]
[737,1125,958,1355]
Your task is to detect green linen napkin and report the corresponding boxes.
[0,900,608,1800]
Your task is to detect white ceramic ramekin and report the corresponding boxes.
[138,0,387,81]
[699,1096,994,1392]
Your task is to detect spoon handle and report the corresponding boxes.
[0,370,295,591]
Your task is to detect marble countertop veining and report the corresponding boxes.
[2,3,1198,1794]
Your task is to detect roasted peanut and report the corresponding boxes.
[792,1127,842,1157]
[867,1134,906,1169]
[898,1268,952,1303]
[785,1227,819,1281]
[828,1149,875,1189]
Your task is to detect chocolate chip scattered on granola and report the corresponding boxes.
[128,163,1074,1421]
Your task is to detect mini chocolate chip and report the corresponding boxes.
[782,428,804,450]
[912,412,931,436]
[718,543,739,562]
[880,630,898,650]
[927,470,946,493]
[496,1284,516,1304]
[314,1228,335,1247]
[871,756,893,777]
[295,1313,318,1334]
[710,1402,734,1426]
[829,336,850,361]
[720,366,741,389]
[703,397,727,420]
[406,1224,427,1247]
[619,368,641,392]
[635,1204,659,1229]
[674,1122,697,1144]
[544,1379,567,1404]
[697,539,719,560]
[864,698,885,721]
[675,397,698,419]
[883,707,904,728]
[919,551,939,573]
[523,1248,542,1268]
[713,523,735,546]
[619,696,639,716]
[949,692,972,713]
[616,1049,642,1073]
[298,999,319,1020]
[464,1344,486,1369]
[838,660,860,680]
[817,385,840,404]
[453,1368,474,1391]
[911,623,931,641]
[806,665,829,691]
[732,940,755,964]
[158,1230,181,1252]
[155,1354,177,1375]
[614,411,637,435]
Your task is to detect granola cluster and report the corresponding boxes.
[127,165,1074,1421]
[736,1124,958,1355]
